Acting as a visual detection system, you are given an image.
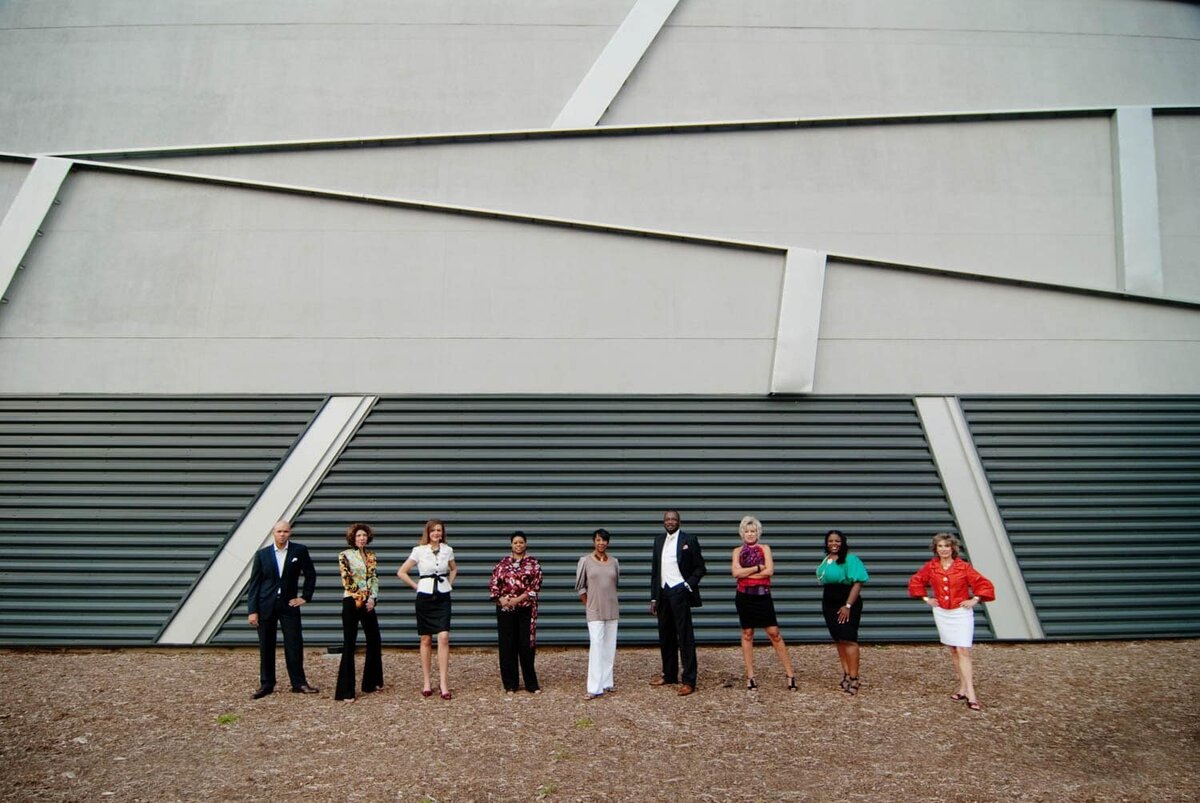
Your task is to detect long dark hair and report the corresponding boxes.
[826,529,848,565]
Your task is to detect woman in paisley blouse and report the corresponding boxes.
[489,531,543,694]
[334,522,383,701]
[730,516,796,690]
[816,529,869,696]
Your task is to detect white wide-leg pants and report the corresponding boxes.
[586,619,618,695]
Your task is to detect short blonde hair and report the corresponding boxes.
[739,515,762,537]
[930,532,960,557]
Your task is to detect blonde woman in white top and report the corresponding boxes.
[398,519,458,700]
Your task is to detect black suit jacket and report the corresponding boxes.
[650,530,707,608]
[247,541,317,617]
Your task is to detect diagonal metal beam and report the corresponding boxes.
[1111,107,1164,296]
[552,0,680,128]
[0,157,72,305]
[915,396,1044,640]
[770,248,826,394]
[157,395,377,645]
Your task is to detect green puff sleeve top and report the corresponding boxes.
[816,554,869,585]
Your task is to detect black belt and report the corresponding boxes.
[420,573,448,597]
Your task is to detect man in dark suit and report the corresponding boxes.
[649,509,706,696]
[247,520,319,699]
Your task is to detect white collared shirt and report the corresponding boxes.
[274,544,288,578]
[408,544,455,594]
[661,530,685,588]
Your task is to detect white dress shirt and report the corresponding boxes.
[660,530,685,588]
[274,545,288,576]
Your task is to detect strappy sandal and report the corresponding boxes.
[967,700,982,711]
[950,693,969,702]
[746,678,758,690]
[844,676,860,696]
[839,672,850,692]
[786,676,797,691]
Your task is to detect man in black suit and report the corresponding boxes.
[649,509,706,696]
[247,520,319,699]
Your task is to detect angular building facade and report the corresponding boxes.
[1,0,1198,647]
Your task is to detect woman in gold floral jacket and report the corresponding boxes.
[335,522,384,701]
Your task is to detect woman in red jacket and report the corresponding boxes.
[908,533,995,711]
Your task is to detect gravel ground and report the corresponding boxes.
[1,641,1197,802]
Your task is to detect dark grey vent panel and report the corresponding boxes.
[961,397,1200,638]
[214,396,967,648]
[0,397,323,645]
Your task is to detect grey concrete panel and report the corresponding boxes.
[0,160,31,217]
[1155,113,1200,301]
[0,170,783,393]
[0,1,628,153]
[604,0,1200,124]
[129,117,1120,289]
[813,260,1200,394]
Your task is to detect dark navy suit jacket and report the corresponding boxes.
[650,530,707,608]
[246,541,317,617]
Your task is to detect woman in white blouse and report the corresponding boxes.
[398,519,458,700]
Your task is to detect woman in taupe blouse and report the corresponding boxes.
[575,528,619,700]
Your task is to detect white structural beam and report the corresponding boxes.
[158,395,377,645]
[552,0,680,128]
[770,248,827,394]
[1111,107,1164,296]
[0,157,72,303]
[915,396,1045,640]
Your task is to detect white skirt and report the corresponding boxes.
[932,606,974,648]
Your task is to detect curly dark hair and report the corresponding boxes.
[344,522,374,547]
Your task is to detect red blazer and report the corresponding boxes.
[908,557,995,610]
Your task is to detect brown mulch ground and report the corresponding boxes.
[1,641,1197,802]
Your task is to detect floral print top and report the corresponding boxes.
[339,548,378,606]
[489,555,543,646]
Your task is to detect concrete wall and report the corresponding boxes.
[606,0,1200,123]
[130,115,1119,289]
[0,169,783,394]
[3,1,1197,155]
[0,160,31,217]
[812,260,1200,394]
[0,1,626,153]
[1155,112,1200,300]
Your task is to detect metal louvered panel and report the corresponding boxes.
[961,397,1200,638]
[213,396,967,648]
[0,396,323,645]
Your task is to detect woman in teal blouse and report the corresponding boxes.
[816,529,869,695]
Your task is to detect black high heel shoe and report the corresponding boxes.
[844,676,860,696]
[839,673,850,692]
[746,678,758,690]
[787,676,797,691]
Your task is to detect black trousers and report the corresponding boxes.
[657,584,698,687]
[335,597,384,700]
[257,596,307,690]
[496,606,539,692]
